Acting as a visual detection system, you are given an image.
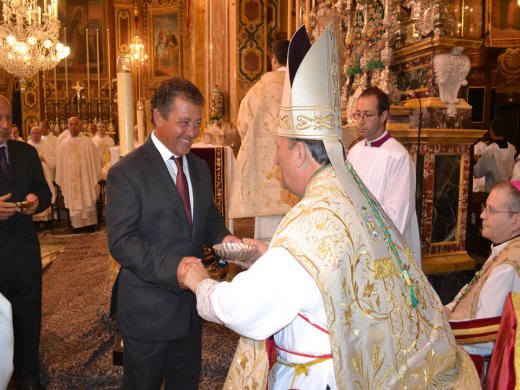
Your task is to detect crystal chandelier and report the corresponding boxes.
[130,35,148,64]
[0,0,70,90]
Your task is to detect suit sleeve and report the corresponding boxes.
[106,164,184,294]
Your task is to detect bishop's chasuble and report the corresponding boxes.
[197,165,479,389]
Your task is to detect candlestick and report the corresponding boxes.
[136,100,145,145]
[86,27,91,106]
[53,65,58,121]
[64,27,68,100]
[287,0,293,37]
[305,0,310,30]
[42,70,47,119]
[295,0,300,29]
[107,28,112,122]
[117,56,135,156]
[96,29,101,118]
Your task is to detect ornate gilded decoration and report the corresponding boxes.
[498,48,520,85]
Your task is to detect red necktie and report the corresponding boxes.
[172,156,192,225]
[0,146,9,178]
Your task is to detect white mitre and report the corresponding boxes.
[277,24,342,141]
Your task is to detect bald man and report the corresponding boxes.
[55,116,101,232]
[0,95,51,389]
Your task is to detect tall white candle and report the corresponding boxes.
[116,56,134,156]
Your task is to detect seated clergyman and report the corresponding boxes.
[178,24,480,389]
[446,180,520,356]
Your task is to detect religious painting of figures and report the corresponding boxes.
[147,5,182,81]
[57,0,107,75]
[488,0,520,47]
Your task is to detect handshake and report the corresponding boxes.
[177,237,268,293]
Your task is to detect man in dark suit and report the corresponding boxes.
[107,77,239,389]
[0,95,52,390]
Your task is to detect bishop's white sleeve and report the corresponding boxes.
[196,247,316,340]
[477,263,520,318]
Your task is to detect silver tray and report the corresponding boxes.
[213,242,256,262]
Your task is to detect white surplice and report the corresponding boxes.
[91,134,115,180]
[197,247,336,389]
[474,141,517,192]
[512,156,520,181]
[473,140,488,192]
[347,134,422,267]
[28,139,56,221]
[55,133,101,228]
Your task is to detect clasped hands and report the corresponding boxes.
[0,193,39,221]
[177,236,268,292]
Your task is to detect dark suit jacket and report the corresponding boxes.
[0,140,52,279]
[107,137,230,339]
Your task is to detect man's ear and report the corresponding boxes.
[381,110,389,123]
[294,141,307,168]
[152,109,164,126]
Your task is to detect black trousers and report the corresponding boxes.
[122,318,202,390]
[0,271,42,387]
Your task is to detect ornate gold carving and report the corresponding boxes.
[498,48,520,85]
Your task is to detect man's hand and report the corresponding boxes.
[242,237,268,260]
[177,256,210,292]
[0,193,17,221]
[222,235,241,244]
[21,193,39,216]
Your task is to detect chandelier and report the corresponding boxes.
[130,35,148,64]
[0,0,70,90]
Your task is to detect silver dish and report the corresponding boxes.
[213,242,256,262]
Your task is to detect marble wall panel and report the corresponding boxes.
[432,155,461,243]
[415,143,471,255]
[408,106,472,128]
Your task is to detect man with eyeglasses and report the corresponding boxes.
[347,87,421,267]
[445,180,520,355]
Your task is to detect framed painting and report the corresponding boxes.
[147,4,182,81]
[487,0,520,47]
[57,0,108,75]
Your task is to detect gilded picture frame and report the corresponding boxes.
[57,0,108,75]
[487,0,520,47]
[147,4,182,81]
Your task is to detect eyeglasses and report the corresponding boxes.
[352,112,378,121]
[481,205,520,215]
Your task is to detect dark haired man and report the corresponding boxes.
[347,86,422,267]
[107,77,239,389]
[229,39,299,241]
